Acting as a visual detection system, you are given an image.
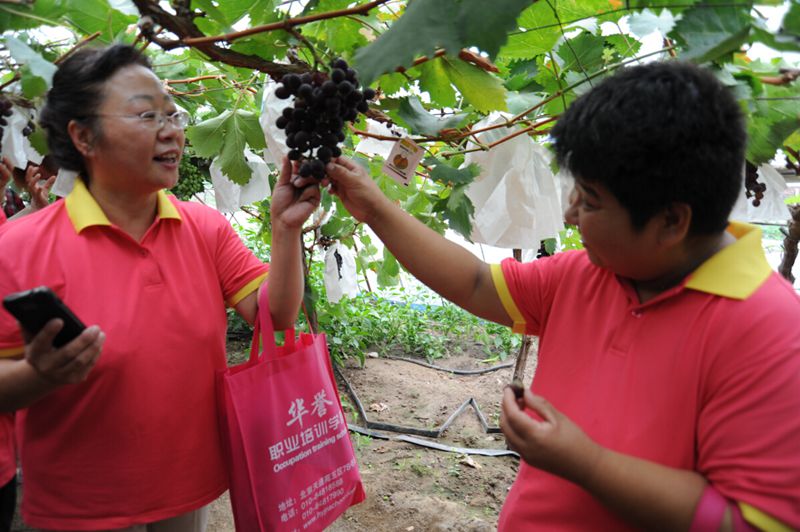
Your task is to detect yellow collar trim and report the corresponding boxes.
[65,179,181,233]
[684,221,772,300]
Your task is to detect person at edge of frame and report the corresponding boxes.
[0,154,56,532]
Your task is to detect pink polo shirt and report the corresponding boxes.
[0,213,13,489]
[493,222,800,531]
[0,180,268,529]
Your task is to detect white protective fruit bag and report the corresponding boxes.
[210,149,271,213]
[730,164,791,224]
[323,242,358,303]
[464,112,570,249]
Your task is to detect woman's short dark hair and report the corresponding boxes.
[551,61,746,235]
[39,44,151,177]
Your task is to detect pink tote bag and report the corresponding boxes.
[217,293,365,531]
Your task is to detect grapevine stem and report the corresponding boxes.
[396,49,499,74]
[54,32,102,64]
[286,27,326,70]
[165,74,226,85]
[183,0,393,45]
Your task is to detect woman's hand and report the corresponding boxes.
[323,157,385,224]
[24,320,105,385]
[500,386,604,485]
[270,156,321,231]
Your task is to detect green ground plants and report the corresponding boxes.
[227,255,521,367]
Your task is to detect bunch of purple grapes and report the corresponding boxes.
[274,59,375,180]
[745,162,766,207]
[0,97,13,152]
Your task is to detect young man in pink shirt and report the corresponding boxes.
[321,62,800,530]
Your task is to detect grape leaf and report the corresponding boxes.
[627,8,680,38]
[27,128,48,158]
[605,34,642,58]
[433,183,475,241]
[377,249,400,286]
[237,111,267,151]
[4,36,56,88]
[441,57,508,113]
[192,0,234,29]
[379,73,409,97]
[396,96,467,136]
[220,0,276,25]
[506,91,544,117]
[498,2,561,61]
[670,4,751,64]
[429,162,481,186]
[557,33,606,73]
[419,59,457,109]
[782,1,800,37]
[303,13,369,57]
[186,111,230,156]
[459,0,533,59]
[321,214,356,238]
[0,0,66,32]
[499,30,562,61]
[65,0,136,42]
[746,87,799,164]
[186,110,263,184]
[353,0,530,85]
[20,66,48,98]
[353,1,460,86]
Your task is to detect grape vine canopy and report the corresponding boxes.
[1,0,799,296]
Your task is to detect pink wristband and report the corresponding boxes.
[689,485,728,532]
[690,485,758,532]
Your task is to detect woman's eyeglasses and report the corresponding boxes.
[91,110,191,130]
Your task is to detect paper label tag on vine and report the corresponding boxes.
[383,137,423,186]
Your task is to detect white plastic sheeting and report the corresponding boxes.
[1,108,43,169]
[210,149,271,213]
[259,82,290,166]
[464,112,568,249]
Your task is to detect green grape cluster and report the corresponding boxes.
[171,156,206,200]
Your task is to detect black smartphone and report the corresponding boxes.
[2,287,86,347]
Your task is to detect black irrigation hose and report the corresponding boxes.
[383,356,515,376]
[335,362,505,445]
[348,424,519,458]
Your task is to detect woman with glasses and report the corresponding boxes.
[0,44,321,531]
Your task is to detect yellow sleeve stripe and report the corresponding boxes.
[739,503,793,532]
[490,263,526,334]
[0,346,24,358]
[228,272,268,307]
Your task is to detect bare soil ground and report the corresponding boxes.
[12,340,535,531]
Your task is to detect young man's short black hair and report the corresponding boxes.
[551,61,746,235]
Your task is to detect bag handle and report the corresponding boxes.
[250,282,309,362]
[247,284,279,363]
